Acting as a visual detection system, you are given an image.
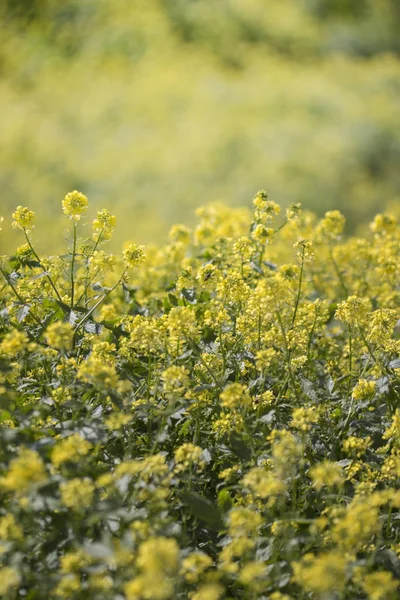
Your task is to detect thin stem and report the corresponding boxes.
[291,249,304,328]
[70,221,77,309]
[0,266,42,326]
[329,243,348,297]
[23,230,64,305]
[74,268,127,331]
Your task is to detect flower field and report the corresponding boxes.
[0,190,400,599]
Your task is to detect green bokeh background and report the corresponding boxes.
[1,0,399,250]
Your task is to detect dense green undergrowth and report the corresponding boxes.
[0,191,400,599]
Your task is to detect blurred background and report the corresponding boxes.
[1,0,400,251]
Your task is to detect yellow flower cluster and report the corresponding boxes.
[62,190,89,221]
[0,193,399,598]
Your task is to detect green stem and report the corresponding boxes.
[74,268,127,332]
[70,221,77,309]
[23,230,64,305]
[0,266,42,326]
[291,249,304,328]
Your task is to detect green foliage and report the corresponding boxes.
[0,0,400,252]
[0,191,400,598]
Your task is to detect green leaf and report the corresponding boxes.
[217,489,234,514]
[181,491,223,530]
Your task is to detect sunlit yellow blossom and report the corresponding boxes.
[123,243,146,268]
[190,583,224,600]
[362,571,398,600]
[45,321,74,351]
[292,550,348,594]
[168,224,191,244]
[352,379,376,400]
[228,507,262,537]
[162,365,189,393]
[60,477,95,511]
[335,295,371,326]
[290,406,319,431]
[92,208,116,240]
[332,500,380,550]
[252,223,274,243]
[180,552,213,584]
[0,330,29,357]
[310,460,344,490]
[342,436,371,458]
[60,549,92,573]
[319,209,346,238]
[220,383,251,410]
[174,443,204,467]
[105,413,132,429]
[54,574,80,597]
[89,250,116,273]
[0,566,20,595]
[0,448,47,493]
[293,238,314,261]
[0,514,23,540]
[51,433,92,467]
[242,467,286,503]
[370,213,397,235]
[62,190,88,220]
[77,356,118,388]
[238,561,266,586]
[12,206,35,231]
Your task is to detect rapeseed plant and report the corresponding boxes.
[0,190,399,598]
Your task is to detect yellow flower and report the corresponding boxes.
[238,561,266,586]
[122,243,146,268]
[136,536,179,575]
[60,477,95,511]
[335,295,371,326]
[292,551,348,594]
[105,413,132,429]
[290,406,319,431]
[12,206,35,231]
[228,507,263,537]
[0,448,47,494]
[0,566,20,595]
[342,436,371,458]
[319,209,346,238]
[362,571,398,600]
[62,190,88,220]
[352,379,376,400]
[60,549,92,573]
[242,467,286,503]
[174,443,204,467]
[370,213,397,235]
[0,330,29,357]
[332,500,380,550]
[252,223,274,243]
[180,552,213,584]
[162,364,189,393]
[293,238,314,261]
[309,460,344,490]
[0,514,23,540]
[53,574,81,597]
[77,356,119,389]
[92,208,116,240]
[45,321,74,351]
[220,383,251,410]
[51,434,93,467]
